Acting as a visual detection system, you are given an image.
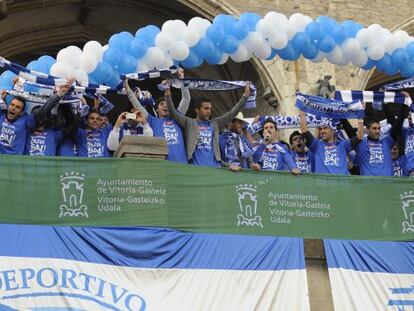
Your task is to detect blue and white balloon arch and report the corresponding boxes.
[1,11,414,89]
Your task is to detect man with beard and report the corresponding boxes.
[289,130,314,173]
[219,112,260,171]
[300,111,364,175]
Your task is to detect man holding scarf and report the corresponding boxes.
[219,112,260,171]
[403,112,414,177]
[165,81,251,169]
[300,111,364,175]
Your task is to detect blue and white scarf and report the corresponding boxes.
[335,90,413,112]
[295,93,364,119]
[164,78,257,109]
[221,130,254,166]
[383,77,414,90]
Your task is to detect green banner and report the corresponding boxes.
[0,155,413,241]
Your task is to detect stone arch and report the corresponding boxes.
[0,0,283,117]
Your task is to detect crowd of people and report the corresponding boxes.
[0,69,413,178]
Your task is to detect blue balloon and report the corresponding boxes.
[135,27,157,46]
[109,33,130,52]
[118,54,137,74]
[206,24,225,44]
[213,14,236,32]
[26,61,47,73]
[106,70,121,88]
[391,48,409,69]
[239,12,261,31]
[0,70,16,87]
[37,55,56,73]
[384,63,399,76]
[330,25,346,44]
[181,49,201,69]
[230,21,249,40]
[0,84,12,91]
[205,48,223,65]
[400,61,414,77]
[90,61,113,84]
[302,42,319,59]
[316,15,336,32]
[220,35,239,54]
[145,25,161,37]
[128,38,148,59]
[277,43,298,61]
[103,47,122,67]
[292,32,311,52]
[305,22,323,41]
[407,41,414,60]
[342,20,361,38]
[376,54,392,71]
[317,35,335,53]
[361,58,375,70]
[119,31,134,41]
[266,49,278,60]
[193,37,215,58]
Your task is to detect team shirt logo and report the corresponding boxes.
[324,145,340,167]
[368,141,384,164]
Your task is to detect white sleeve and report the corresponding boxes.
[142,123,153,137]
[107,127,121,151]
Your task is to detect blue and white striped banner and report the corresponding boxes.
[384,77,414,91]
[0,224,309,311]
[325,239,414,311]
[335,90,413,111]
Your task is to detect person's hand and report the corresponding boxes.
[115,112,127,128]
[402,91,410,98]
[93,97,100,110]
[12,77,19,85]
[291,168,300,176]
[250,163,261,171]
[57,79,74,97]
[135,110,147,124]
[229,164,241,172]
[177,68,184,79]
[253,115,260,123]
[123,78,130,91]
[1,90,6,100]
[243,82,251,98]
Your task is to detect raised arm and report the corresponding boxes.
[124,79,148,118]
[214,82,250,128]
[164,83,189,128]
[176,68,191,115]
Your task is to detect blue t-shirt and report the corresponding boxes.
[0,112,37,155]
[148,115,187,163]
[191,121,219,167]
[309,138,352,175]
[57,139,78,157]
[403,127,414,173]
[290,150,314,173]
[76,125,112,158]
[219,132,254,169]
[356,136,394,176]
[25,129,63,156]
[392,156,405,177]
[253,143,297,171]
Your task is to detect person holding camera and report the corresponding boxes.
[107,109,153,152]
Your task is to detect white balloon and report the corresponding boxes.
[327,46,344,64]
[268,31,288,49]
[78,53,98,73]
[56,48,79,69]
[83,41,103,61]
[162,19,187,40]
[254,41,272,59]
[351,49,368,67]
[161,55,174,69]
[264,11,288,29]
[218,53,229,65]
[230,44,249,62]
[170,41,190,61]
[384,36,397,54]
[285,22,297,40]
[155,32,175,52]
[256,19,273,39]
[242,32,263,53]
[341,38,361,59]
[136,62,149,73]
[188,17,211,37]
[143,47,166,69]
[393,30,410,48]
[50,62,71,78]
[69,69,89,85]
[182,29,200,47]
[289,13,312,32]
[367,45,385,61]
[356,28,375,48]
[103,44,109,52]
[367,23,383,33]
[311,51,327,63]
